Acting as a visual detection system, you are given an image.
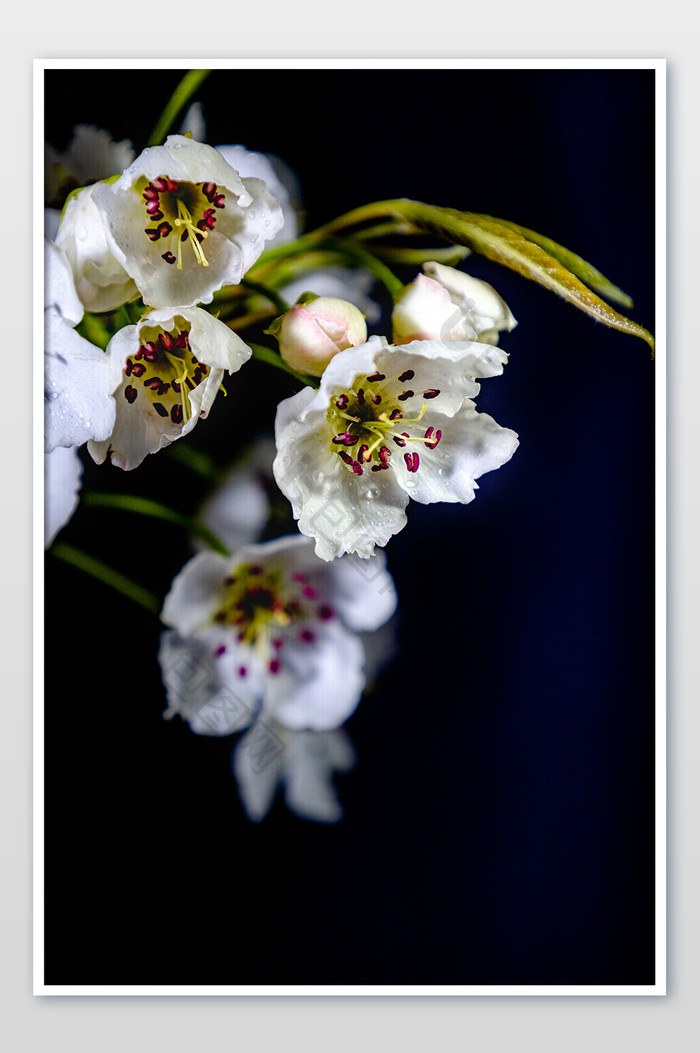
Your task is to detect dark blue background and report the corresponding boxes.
[44,67,656,985]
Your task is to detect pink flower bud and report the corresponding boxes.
[277,296,367,376]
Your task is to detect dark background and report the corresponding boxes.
[43,67,656,985]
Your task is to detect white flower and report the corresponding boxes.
[88,305,252,471]
[55,185,139,313]
[45,124,135,204]
[392,261,517,346]
[91,135,284,308]
[44,445,83,547]
[233,720,355,823]
[273,335,519,561]
[274,295,368,377]
[44,238,120,452]
[159,533,397,733]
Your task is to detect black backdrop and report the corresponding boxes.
[43,67,656,986]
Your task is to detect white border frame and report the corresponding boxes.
[33,57,666,998]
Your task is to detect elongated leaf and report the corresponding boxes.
[318,198,654,352]
[391,201,654,352]
[483,215,634,308]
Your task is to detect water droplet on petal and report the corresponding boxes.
[365,486,380,500]
[77,227,88,241]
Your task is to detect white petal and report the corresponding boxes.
[393,273,480,343]
[159,630,259,736]
[423,261,517,338]
[324,549,398,632]
[283,728,355,823]
[44,237,83,325]
[44,310,118,452]
[264,617,366,730]
[215,144,300,245]
[44,445,83,547]
[160,550,232,637]
[145,305,252,373]
[397,403,519,505]
[232,721,284,821]
[55,186,138,313]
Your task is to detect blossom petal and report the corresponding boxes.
[44,445,83,547]
[284,728,355,822]
[396,403,519,505]
[161,551,231,637]
[44,310,118,452]
[159,630,260,736]
[264,618,366,730]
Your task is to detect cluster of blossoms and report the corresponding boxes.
[45,121,519,821]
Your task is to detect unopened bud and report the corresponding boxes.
[276,296,367,376]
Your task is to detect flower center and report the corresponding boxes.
[140,177,226,269]
[326,369,442,476]
[211,565,336,676]
[122,319,209,425]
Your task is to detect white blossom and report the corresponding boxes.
[273,335,519,561]
[44,238,120,453]
[88,305,252,471]
[393,261,517,346]
[91,135,284,308]
[159,534,397,733]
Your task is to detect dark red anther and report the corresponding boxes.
[300,628,315,643]
[358,444,370,463]
[404,451,420,472]
[399,369,415,383]
[423,389,440,399]
[131,362,146,378]
[371,394,382,405]
[171,405,183,424]
[339,451,353,465]
[124,385,137,404]
[332,432,355,446]
[161,251,176,265]
[153,403,169,417]
[318,605,334,620]
[335,394,348,410]
[352,461,364,476]
[398,389,414,401]
[269,658,281,675]
[201,182,217,201]
[379,446,391,464]
[302,585,317,599]
[214,644,227,658]
[393,435,406,447]
[356,388,365,404]
[367,372,385,382]
[389,408,403,420]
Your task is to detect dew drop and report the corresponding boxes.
[365,486,380,500]
[77,227,88,241]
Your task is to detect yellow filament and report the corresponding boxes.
[174,201,209,269]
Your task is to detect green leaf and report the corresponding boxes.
[484,216,634,308]
[317,199,654,352]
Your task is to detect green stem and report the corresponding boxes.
[166,442,219,480]
[248,342,319,388]
[82,492,230,555]
[239,278,291,315]
[146,69,211,147]
[250,235,404,301]
[50,542,161,615]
